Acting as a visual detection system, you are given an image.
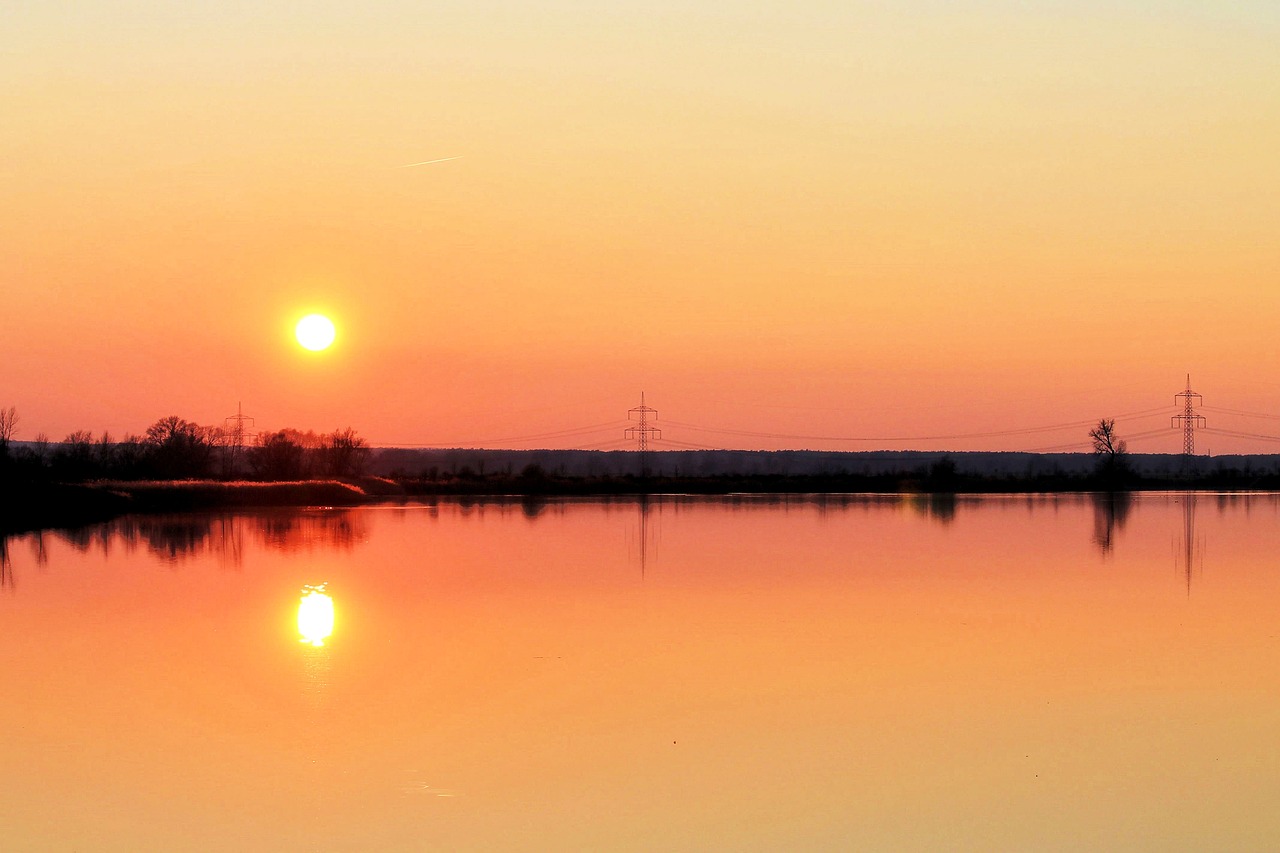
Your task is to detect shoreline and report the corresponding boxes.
[3,474,1278,535]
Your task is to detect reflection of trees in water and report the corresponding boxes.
[0,535,11,590]
[251,510,366,554]
[521,496,547,520]
[2,510,369,570]
[46,525,96,555]
[130,518,217,562]
[906,493,957,525]
[54,516,234,565]
[1091,492,1132,556]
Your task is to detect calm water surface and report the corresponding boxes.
[2,494,1279,851]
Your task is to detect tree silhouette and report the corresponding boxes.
[1089,418,1131,485]
[114,434,147,477]
[145,416,215,479]
[0,406,17,457]
[53,430,96,480]
[319,428,370,477]
[251,431,306,480]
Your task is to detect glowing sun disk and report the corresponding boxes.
[296,314,336,351]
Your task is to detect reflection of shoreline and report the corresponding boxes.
[13,473,1280,536]
[4,492,1279,586]
[1,509,369,574]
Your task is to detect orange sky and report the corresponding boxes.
[3,3,1279,453]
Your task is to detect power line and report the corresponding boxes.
[1202,427,1280,444]
[570,438,634,450]
[652,437,724,451]
[662,406,1170,444]
[352,384,1280,453]
[1025,425,1173,454]
[374,421,626,448]
[1202,405,1280,422]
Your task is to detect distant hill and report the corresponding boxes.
[368,448,1280,479]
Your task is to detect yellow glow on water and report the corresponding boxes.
[298,586,335,646]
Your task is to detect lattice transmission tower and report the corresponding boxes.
[625,392,661,476]
[1171,375,1205,456]
[223,402,256,476]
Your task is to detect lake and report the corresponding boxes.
[2,493,1278,851]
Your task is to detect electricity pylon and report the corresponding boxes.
[625,392,661,477]
[1171,375,1205,456]
[223,402,256,476]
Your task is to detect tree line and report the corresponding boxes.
[0,408,369,482]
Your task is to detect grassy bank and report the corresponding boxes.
[0,479,377,535]
[5,469,1280,534]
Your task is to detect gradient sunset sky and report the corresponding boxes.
[4,2,1278,453]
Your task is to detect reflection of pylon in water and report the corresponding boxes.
[214,515,245,568]
[637,496,657,579]
[638,496,647,578]
[625,393,661,477]
[1174,494,1203,595]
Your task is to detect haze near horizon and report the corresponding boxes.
[4,3,1278,453]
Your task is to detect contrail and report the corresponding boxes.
[399,156,461,168]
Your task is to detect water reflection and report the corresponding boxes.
[6,495,1280,850]
[907,492,957,525]
[521,495,547,520]
[1091,492,1132,555]
[254,511,365,554]
[631,495,658,578]
[1175,493,1204,593]
[6,494,1280,598]
[3,509,368,573]
[0,535,11,590]
[298,585,335,647]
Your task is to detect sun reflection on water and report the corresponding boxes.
[298,585,335,647]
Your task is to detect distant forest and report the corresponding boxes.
[0,409,370,482]
[4,407,1280,494]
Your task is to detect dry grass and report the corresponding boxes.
[99,479,369,509]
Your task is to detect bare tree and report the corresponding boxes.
[1090,418,1130,482]
[115,434,147,476]
[95,432,116,472]
[1090,418,1125,456]
[54,430,96,479]
[0,406,17,454]
[319,427,370,478]
[31,432,50,464]
[250,430,306,480]
[145,416,216,479]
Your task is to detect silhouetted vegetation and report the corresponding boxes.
[252,431,307,480]
[146,416,216,479]
[0,408,376,531]
[0,410,369,486]
[1089,418,1132,488]
[0,406,17,458]
[6,403,1280,534]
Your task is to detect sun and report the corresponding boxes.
[295,314,336,351]
[298,586,335,647]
